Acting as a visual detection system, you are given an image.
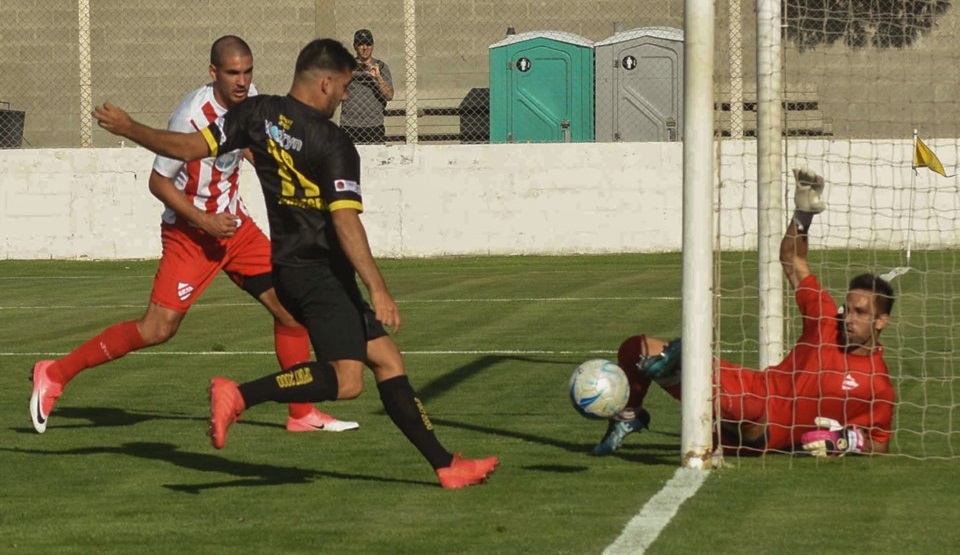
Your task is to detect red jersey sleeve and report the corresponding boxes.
[795,274,841,348]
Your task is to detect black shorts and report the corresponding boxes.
[273,264,388,362]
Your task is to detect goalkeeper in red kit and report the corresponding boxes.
[594,168,896,457]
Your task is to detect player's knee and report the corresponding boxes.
[331,362,365,399]
[617,335,648,373]
[137,319,179,346]
[338,379,364,400]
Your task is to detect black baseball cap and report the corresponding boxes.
[354,29,374,45]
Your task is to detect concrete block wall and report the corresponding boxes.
[2,140,958,260]
[5,0,960,147]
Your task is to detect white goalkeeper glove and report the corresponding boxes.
[800,417,865,458]
[792,168,826,214]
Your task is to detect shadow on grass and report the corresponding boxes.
[0,442,432,493]
[10,406,289,434]
[413,355,682,466]
[432,417,679,466]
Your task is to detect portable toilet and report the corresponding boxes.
[489,31,594,143]
[594,27,684,142]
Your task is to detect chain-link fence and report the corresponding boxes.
[2,1,960,148]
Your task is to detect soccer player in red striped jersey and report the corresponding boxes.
[597,169,896,457]
[30,36,356,435]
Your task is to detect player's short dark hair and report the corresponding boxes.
[295,38,357,75]
[210,35,252,67]
[849,273,895,316]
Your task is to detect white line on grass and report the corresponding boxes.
[603,468,708,555]
[0,296,681,310]
[0,349,618,357]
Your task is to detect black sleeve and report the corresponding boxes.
[317,129,363,210]
[203,97,260,156]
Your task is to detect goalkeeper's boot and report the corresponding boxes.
[639,338,682,379]
[436,454,500,489]
[286,408,359,433]
[30,360,64,434]
[592,408,651,456]
[208,377,245,450]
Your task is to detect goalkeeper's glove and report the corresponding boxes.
[792,168,826,214]
[800,417,865,458]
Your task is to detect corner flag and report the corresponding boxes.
[914,136,954,177]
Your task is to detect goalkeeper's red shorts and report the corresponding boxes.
[716,359,768,426]
[150,218,273,313]
[716,359,805,451]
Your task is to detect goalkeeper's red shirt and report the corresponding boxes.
[717,274,895,451]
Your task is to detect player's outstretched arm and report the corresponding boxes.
[781,168,825,289]
[93,102,211,162]
[780,220,810,290]
[330,207,401,333]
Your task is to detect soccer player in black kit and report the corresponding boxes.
[93,38,498,489]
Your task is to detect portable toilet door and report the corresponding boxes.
[594,27,684,142]
[489,31,594,143]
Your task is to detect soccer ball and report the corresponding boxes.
[569,359,630,419]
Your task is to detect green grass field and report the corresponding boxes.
[2,255,960,554]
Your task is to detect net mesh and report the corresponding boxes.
[716,1,960,460]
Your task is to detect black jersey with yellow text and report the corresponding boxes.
[200,94,362,268]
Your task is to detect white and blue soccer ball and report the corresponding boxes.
[569,359,630,419]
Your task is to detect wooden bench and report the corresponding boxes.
[383,88,489,144]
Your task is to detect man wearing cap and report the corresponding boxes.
[340,29,394,144]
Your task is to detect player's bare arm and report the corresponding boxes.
[780,220,810,290]
[93,102,210,162]
[330,207,401,332]
[147,170,238,238]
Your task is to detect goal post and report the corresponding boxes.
[679,0,716,469]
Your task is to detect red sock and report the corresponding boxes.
[52,320,146,384]
[274,322,314,419]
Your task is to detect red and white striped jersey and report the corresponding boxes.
[152,83,259,225]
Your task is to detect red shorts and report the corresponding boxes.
[716,359,767,425]
[716,359,799,451]
[151,219,272,313]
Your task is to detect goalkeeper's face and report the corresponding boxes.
[841,289,890,352]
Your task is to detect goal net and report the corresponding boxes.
[714,0,960,460]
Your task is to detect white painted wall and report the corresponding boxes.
[1,140,957,260]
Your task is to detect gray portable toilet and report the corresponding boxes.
[594,27,683,142]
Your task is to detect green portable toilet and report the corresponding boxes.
[489,31,594,143]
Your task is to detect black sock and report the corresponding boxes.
[377,375,453,470]
[238,362,339,408]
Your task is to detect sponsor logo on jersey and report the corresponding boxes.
[264,120,303,151]
[214,150,240,171]
[334,179,361,195]
[177,281,195,301]
[842,373,860,391]
[279,114,293,130]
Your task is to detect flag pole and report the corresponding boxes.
[883,131,917,281]
[906,130,918,268]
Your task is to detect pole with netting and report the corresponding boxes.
[681,0,715,470]
[756,0,784,369]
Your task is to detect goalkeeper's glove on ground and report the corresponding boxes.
[800,417,865,457]
[792,168,826,232]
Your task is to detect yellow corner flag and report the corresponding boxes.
[914,137,954,177]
